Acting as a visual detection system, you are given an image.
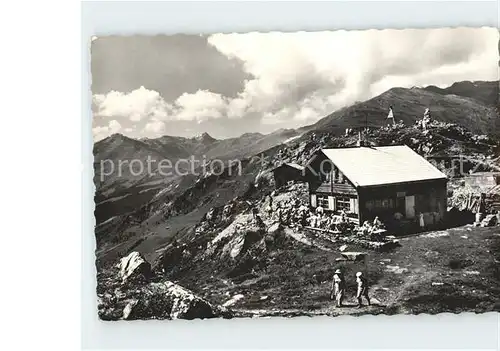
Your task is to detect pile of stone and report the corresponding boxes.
[474,213,500,227]
[450,184,500,227]
[480,214,498,227]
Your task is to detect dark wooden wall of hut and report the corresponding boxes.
[273,165,305,188]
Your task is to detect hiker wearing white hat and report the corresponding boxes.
[356,272,371,308]
[331,268,346,307]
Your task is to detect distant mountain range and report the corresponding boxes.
[93,127,300,224]
[94,128,299,191]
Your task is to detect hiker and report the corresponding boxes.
[360,221,371,236]
[355,272,371,307]
[419,212,425,229]
[331,269,346,307]
[373,216,382,228]
[328,218,337,231]
[340,209,347,222]
[316,205,324,215]
[309,215,317,228]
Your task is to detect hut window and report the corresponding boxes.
[381,199,395,209]
[337,196,350,211]
[366,200,374,211]
[317,195,329,208]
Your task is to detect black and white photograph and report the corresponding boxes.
[92,27,500,321]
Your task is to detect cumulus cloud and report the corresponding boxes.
[93,86,172,122]
[93,87,233,123]
[207,27,498,126]
[92,28,498,139]
[92,119,122,141]
[173,90,228,122]
[144,120,166,134]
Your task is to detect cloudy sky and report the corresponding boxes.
[91,27,498,141]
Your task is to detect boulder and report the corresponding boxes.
[118,251,152,284]
[481,214,498,227]
[222,221,265,259]
[206,214,250,255]
[222,294,245,307]
[227,234,246,258]
[123,281,221,320]
[267,222,282,235]
[122,299,138,320]
[208,214,265,259]
[340,252,367,262]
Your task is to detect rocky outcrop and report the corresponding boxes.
[194,201,248,237]
[206,214,266,258]
[118,251,152,284]
[99,252,232,321]
[122,281,225,320]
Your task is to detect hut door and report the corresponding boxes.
[405,195,415,218]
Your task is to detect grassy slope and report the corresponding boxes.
[309,87,499,137]
[177,225,500,316]
[424,80,498,107]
